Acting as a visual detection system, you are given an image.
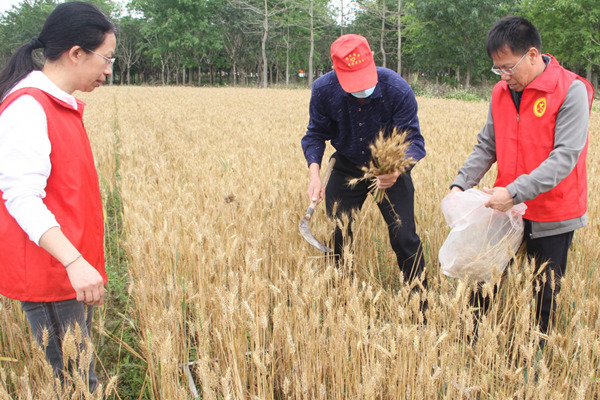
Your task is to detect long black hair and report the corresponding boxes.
[0,1,115,100]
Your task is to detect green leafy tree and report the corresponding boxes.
[408,0,516,87]
[116,16,144,85]
[297,0,335,86]
[230,0,291,87]
[216,0,258,85]
[130,0,224,85]
[0,0,56,64]
[353,0,398,69]
[524,0,599,88]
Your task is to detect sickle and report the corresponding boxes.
[299,158,336,253]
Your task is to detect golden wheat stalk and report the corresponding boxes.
[348,128,415,203]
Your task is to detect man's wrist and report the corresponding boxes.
[506,184,518,201]
[308,162,321,177]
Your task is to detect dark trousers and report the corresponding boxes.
[325,153,426,285]
[21,299,98,392]
[471,221,574,339]
[525,223,573,335]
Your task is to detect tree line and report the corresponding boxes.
[1,0,598,90]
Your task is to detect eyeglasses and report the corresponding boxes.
[84,48,116,66]
[491,52,527,76]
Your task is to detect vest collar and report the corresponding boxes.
[521,54,560,94]
[9,71,81,111]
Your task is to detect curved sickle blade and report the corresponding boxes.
[298,158,336,253]
[299,205,333,253]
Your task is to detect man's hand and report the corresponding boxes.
[450,186,463,194]
[483,186,514,212]
[307,162,324,203]
[375,171,400,189]
[65,258,105,306]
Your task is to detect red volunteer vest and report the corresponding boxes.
[0,88,106,302]
[492,55,594,222]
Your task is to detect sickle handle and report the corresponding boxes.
[304,203,316,220]
[321,157,336,188]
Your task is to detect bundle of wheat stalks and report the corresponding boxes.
[349,128,415,202]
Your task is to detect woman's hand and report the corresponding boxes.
[39,226,105,306]
[65,258,105,306]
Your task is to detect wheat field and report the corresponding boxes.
[1,86,599,399]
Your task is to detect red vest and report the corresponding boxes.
[492,55,594,222]
[0,88,106,302]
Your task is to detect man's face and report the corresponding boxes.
[491,46,537,92]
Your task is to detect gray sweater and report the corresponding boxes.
[451,69,590,239]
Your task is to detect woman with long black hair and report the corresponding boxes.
[0,2,116,391]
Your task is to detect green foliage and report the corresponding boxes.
[407,0,519,86]
[0,0,55,61]
[0,1,597,92]
[524,0,600,75]
[350,0,400,68]
[410,79,492,101]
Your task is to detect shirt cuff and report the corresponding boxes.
[506,183,519,204]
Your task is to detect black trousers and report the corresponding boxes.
[525,222,574,335]
[325,153,425,285]
[471,220,574,338]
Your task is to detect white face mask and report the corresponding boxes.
[351,85,376,98]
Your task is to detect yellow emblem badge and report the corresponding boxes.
[533,97,547,117]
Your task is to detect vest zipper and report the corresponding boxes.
[515,112,520,179]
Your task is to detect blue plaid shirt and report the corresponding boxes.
[302,67,425,167]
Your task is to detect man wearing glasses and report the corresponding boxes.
[449,16,594,342]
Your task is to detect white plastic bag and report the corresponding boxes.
[439,189,526,282]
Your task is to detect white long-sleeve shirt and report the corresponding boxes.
[0,71,80,245]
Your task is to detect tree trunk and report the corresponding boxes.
[466,62,471,88]
[380,0,386,68]
[232,60,237,86]
[397,0,402,75]
[286,26,290,87]
[309,0,315,87]
[261,0,269,88]
[286,47,290,87]
[340,0,344,35]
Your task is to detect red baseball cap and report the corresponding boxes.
[330,34,377,93]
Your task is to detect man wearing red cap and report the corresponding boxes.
[301,34,426,289]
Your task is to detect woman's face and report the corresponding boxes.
[77,32,116,93]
